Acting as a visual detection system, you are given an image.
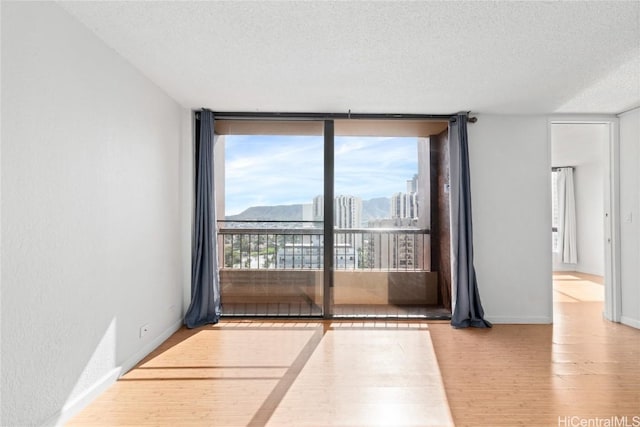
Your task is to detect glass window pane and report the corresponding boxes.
[218,132,324,317]
[332,134,434,318]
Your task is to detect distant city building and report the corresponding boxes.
[368,218,418,228]
[334,243,357,269]
[391,192,418,220]
[407,173,418,193]
[312,194,362,232]
[276,240,357,269]
[390,173,420,220]
[313,195,324,221]
[302,203,314,227]
[334,195,362,245]
[276,239,323,269]
[366,218,419,269]
[334,195,362,229]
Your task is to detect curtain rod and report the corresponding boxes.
[198,110,477,123]
[552,166,575,171]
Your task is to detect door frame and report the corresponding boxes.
[548,116,621,322]
[323,120,335,318]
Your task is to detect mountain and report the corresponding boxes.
[226,204,303,221]
[225,197,391,222]
[362,197,390,221]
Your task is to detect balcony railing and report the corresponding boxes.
[218,221,430,272]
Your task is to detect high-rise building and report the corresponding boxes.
[391,192,418,219]
[313,195,362,229]
[383,171,422,269]
[312,195,324,221]
[335,195,361,245]
[275,241,357,270]
[365,218,422,270]
[407,173,418,193]
[302,203,314,228]
[334,195,362,229]
[313,195,362,245]
[390,173,420,220]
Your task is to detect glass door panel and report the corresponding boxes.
[332,133,433,318]
[217,127,324,317]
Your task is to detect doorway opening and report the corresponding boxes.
[550,121,619,320]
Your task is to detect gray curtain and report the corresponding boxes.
[185,109,221,328]
[449,113,491,328]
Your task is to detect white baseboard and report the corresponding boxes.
[485,315,553,324]
[552,265,576,272]
[120,317,183,374]
[620,316,640,329]
[42,367,122,427]
[42,317,184,427]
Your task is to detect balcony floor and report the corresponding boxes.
[221,303,450,319]
[334,304,451,319]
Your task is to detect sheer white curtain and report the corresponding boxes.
[557,167,577,264]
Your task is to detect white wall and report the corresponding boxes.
[1,3,186,425]
[551,124,607,276]
[180,109,195,315]
[619,108,640,329]
[468,115,552,323]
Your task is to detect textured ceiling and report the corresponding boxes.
[60,1,639,115]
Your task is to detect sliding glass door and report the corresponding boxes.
[217,122,324,316]
[331,125,435,317]
[216,118,448,318]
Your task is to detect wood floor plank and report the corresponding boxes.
[428,272,640,426]
[68,273,640,426]
[265,328,453,427]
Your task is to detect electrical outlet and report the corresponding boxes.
[140,324,149,338]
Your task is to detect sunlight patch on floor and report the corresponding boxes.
[267,328,453,427]
[553,273,604,302]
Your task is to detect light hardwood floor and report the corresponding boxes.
[69,272,639,426]
[429,272,639,426]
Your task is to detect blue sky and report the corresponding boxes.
[224,135,418,215]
